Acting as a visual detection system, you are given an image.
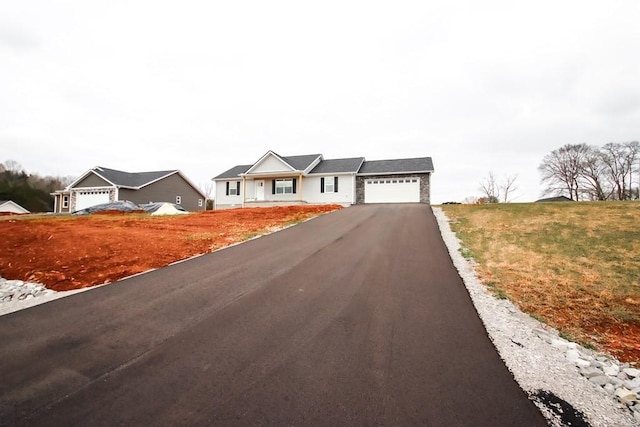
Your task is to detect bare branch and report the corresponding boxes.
[500,174,519,203]
[479,171,500,203]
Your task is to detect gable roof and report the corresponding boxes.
[93,166,178,188]
[358,157,434,175]
[0,200,30,214]
[309,157,365,174]
[68,166,178,190]
[280,154,322,171]
[65,166,206,198]
[213,152,434,181]
[213,165,253,180]
[244,151,322,175]
[535,196,574,202]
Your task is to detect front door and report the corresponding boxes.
[255,180,265,201]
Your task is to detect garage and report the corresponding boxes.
[75,190,111,211]
[364,178,420,203]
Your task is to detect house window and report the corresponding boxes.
[62,195,69,209]
[275,179,293,194]
[320,177,338,193]
[198,199,203,207]
[325,178,334,193]
[176,196,182,205]
[226,181,240,196]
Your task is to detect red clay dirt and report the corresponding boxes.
[0,205,341,291]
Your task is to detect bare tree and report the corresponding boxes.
[624,141,639,199]
[578,145,609,201]
[538,144,589,200]
[500,174,518,203]
[2,159,24,173]
[600,142,639,200]
[200,181,215,209]
[479,171,500,203]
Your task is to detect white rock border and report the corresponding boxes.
[433,207,638,426]
[0,277,94,316]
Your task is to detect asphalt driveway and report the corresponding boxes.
[0,204,546,426]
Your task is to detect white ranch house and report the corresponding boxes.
[213,151,434,209]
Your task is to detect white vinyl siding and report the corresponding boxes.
[215,180,245,207]
[251,155,291,173]
[364,178,420,203]
[302,175,356,205]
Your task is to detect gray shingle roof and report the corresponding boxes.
[280,154,322,171]
[93,166,178,188]
[309,157,365,174]
[358,157,434,175]
[213,165,252,180]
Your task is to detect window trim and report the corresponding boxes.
[62,195,69,209]
[274,178,294,195]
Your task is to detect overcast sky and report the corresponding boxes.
[1,1,639,203]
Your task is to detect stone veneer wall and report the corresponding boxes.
[355,173,431,204]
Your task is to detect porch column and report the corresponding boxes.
[242,177,246,208]
[299,173,303,202]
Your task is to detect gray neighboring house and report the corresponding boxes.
[52,166,207,213]
[213,150,434,209]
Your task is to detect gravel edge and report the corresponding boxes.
[433,207,637,427]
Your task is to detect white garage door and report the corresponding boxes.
[75,190,110,211]
[364,178,420,203]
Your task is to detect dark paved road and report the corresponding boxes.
[0,205,546,426]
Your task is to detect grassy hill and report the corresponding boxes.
[440,201,640,362]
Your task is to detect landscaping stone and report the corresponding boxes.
[604,364,620,377]
[615,388,637,406]
[575,359,591,369]
[590,376,612,386]
[624,368,640,378]
[551,339,569,351]
[580,367,604,378]
[624,378,640,390]
[566,349,581,363]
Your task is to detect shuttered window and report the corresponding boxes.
[320,177,339,193]
[226,181,241,196]
[274,178,296,194]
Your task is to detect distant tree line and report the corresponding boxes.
[538,142,640,201]
[0,160,73,212]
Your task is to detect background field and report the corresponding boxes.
[441,202,640,362]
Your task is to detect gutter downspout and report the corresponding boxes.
[353,172,357,205]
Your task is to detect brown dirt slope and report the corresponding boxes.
[0,205,340,291]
